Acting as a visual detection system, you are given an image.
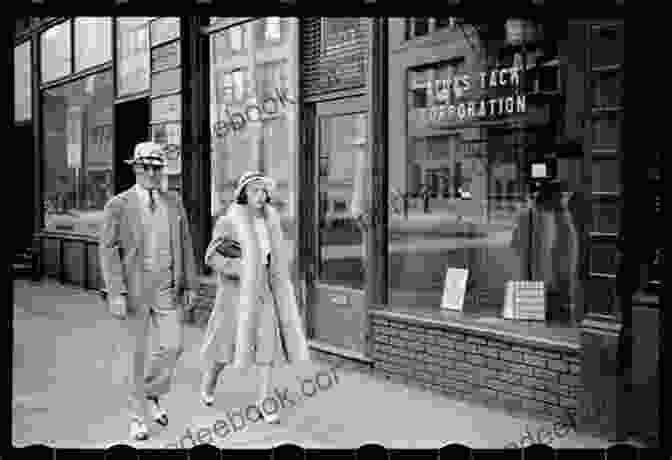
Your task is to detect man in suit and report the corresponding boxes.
[99,142,198,441]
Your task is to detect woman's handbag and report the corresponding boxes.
[215,238,242,258]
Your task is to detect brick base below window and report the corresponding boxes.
[189,279,582,422]
[370,315,582,422]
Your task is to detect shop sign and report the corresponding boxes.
[322,18,360,51]
[320,18,366,90]
[415,66,532,128]
[66,106,82,168]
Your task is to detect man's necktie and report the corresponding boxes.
[149,190,157,213]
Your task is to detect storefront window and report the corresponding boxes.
[41,21,72,83]
[389,23,577,324]
[14,40,32,122]
[74,17,112,72]
[42,71,114,233]
[117,18,151,97]
[209,17,299,250]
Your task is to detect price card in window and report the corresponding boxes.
[441,268,469,311]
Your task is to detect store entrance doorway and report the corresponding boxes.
[307,96,370,359]
[114,97,150,192]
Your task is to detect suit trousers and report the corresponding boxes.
[116,268,184,420]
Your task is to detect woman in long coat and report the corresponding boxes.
[199,171,310,423]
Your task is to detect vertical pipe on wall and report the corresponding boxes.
[32,30,44,280]
[366,17,389,316]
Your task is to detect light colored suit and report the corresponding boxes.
[99,185,197,420]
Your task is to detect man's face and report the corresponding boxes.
[135,163,164,190]
[245,182,268,209]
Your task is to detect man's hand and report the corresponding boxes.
[109,295,128,320]
[182,289,197,311]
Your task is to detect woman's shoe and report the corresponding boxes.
[201,391,215,407]
[129,418,149,441]
[200,365,220,407]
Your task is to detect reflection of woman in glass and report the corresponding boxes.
[200,171,311,423]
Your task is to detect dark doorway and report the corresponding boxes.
[13,124,34,255]
[114,98,150,193]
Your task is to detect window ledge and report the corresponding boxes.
[370,303,580,353]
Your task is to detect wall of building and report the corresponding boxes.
[370,313,582,422]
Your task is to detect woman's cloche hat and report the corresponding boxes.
[125,142,167,167]
[234,171,276,201]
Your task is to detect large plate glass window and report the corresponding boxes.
[388,22,576,325]
[209,17,299,270]
[42,71,115,234]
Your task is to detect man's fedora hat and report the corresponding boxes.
[234,171,276,201]
[125,142,167,167]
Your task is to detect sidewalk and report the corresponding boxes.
[13,279,614,450]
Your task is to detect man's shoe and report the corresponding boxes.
[147,396,168,427]
[259,401,280,424]
[263,411,280,424]
[130,418,149,441]
[201,391,215,407]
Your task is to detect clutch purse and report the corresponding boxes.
[215,238,242,258]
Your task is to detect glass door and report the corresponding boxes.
[309,96,369,357]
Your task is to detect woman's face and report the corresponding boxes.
[245,182,268,209]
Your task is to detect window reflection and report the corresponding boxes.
[43,72,114,229]
[209,18,298,246]
[390,31,579,324]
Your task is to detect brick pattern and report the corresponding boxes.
[370,315,582,421]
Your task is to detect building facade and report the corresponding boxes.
[13,16,662,447]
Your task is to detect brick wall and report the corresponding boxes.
[370,314,582,422]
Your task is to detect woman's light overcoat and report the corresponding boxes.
[200,202,310,368]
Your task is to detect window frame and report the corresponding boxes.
[74,17,113,74]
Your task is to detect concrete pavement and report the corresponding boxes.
[13,278,614,450]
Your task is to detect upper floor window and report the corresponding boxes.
[406,17,459,40]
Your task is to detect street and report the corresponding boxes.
[13,278,613,449]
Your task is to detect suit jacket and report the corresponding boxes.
[99,187,198,312]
